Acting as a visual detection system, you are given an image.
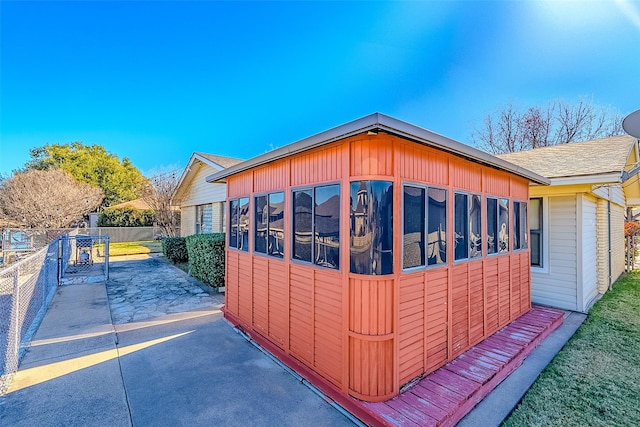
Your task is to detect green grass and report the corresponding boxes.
[503,272,640,427]
[173,260,190,274]
[96,240,163,257]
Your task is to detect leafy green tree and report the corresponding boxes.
[26,142,147,207]
[98,207,154,227]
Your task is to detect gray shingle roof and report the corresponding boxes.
[195,152,244,169]
[496,135,636,179]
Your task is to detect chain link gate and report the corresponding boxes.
[59,235,109,285]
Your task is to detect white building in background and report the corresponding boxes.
[498,135,640,312]
[171,152,243,237]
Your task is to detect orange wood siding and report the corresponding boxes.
[268,260,287,347]
[484,258,500,335]
[398,273,425,385]
[424,268,448,371]
[227,171,253,197]
[224,130,533,402]
[314,270,344,385]
[451,157,483,192]
[350,136,394,177]
[483,168,511,196]
[289,265,314,364]
[348,277,394,401]
[451,264,470,357]
[254,160,288,194]
[398,142,449,186]
[290,143,344,186]
[226,250,240,316]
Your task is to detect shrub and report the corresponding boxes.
[98,207,154,227]
[162,237,188,263]
[186,233,225,287]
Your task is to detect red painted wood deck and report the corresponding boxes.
[359,305,564,426]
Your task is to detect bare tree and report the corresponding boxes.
[140,168,180,237]
[0,169,103,228]
[472,97,624,154]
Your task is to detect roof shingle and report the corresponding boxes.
[496,135,636,179]
[195,152,244,169]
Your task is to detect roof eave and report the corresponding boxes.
[206,113,550,186]
[172,153,220,205]
[549,172,622,186]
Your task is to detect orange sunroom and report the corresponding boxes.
[206,113,549,403]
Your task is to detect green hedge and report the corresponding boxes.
[98,207,154,227]
[162,237,188,263]
[186,233,225,288]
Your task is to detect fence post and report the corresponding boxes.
[13,265,20,364]
[104,235,109,280]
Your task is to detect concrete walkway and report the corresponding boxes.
[0,254,356,426]
[0,253,587,426]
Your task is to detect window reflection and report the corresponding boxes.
[454,193,469,260]
[293,190,312,263]
[350,180,393,275]
[513,201,528,251]
[403,186,425,269]
[470,194,482,258]
[229,199,239,249]
[255,195,268,254]
[498,198,509,253]
[314,185,340,269]
[239,197,250,252]
[487,198,497,255]
[529,198,542,266]
[427,188,447,265]
[268,192,285,258]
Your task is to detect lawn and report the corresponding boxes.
[503,272,640,427]
[98,240,163,256]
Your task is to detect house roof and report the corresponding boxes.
[109,198,152,210]
[496,135,637,180]
[172,152,244,205]
[194,152,244,169]
[206,113,550,186]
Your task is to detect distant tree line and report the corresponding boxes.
[471,97,624,154]
[0,142,179,233]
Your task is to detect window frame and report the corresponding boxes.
[486,196,510,256]
[401,182,448,272]
[529,197,544,268]
[253,191,285,259]
[228,196,250,252]
[350,180,394,275]
[195,204,204,235]
[513,199,529,252]
[453,190,482,262]
[290,182,341,271]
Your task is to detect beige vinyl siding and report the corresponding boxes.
[596,199,609,293]
[181,205,196,237]
[580,195,598,311]
[592,183,625,207]
[531,195,578,311]
[596,193,626,294]
[611,202,625,284]
[183,163,227,206]
[212,201,225,233]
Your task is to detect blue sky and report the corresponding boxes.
[2,1,640,176]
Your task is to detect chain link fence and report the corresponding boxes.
[60,235,110,284]
[1,228,75,267]
[0,239,59,393]
[0,232,110,393]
